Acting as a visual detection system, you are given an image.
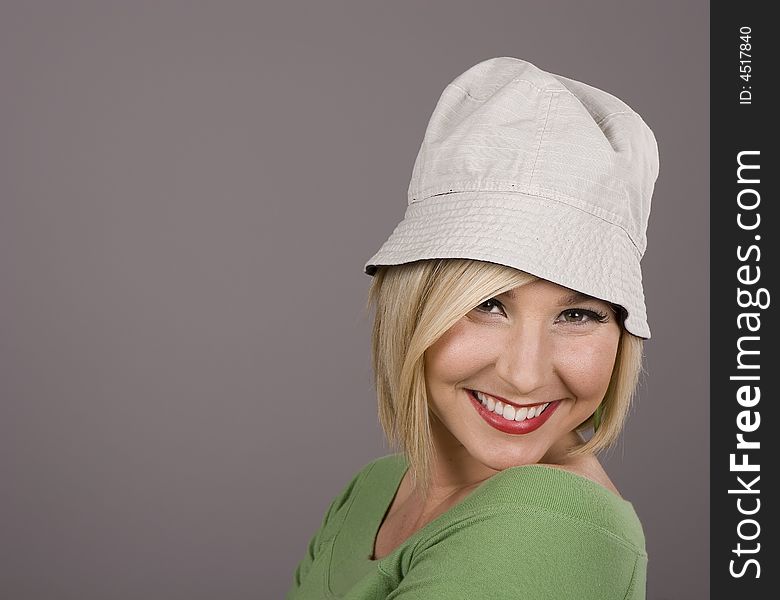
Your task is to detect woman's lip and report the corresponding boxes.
[467,389,548,410]
[467,390,561,435]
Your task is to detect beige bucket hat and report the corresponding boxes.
[363,57,659,339]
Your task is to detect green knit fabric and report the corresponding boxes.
[286,453,646,599]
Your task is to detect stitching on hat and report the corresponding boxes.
[595,110,637,126]
[549,76,634,121]
[448,83,491,102]
[508,77,567,95]
[410,182,642,253]
[409,189,644,258]
[454,69,640,130]
[528,91,556,185]
[450,77,560,103]
[529,187,644,256]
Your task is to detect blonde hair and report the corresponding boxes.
[365,258,645,493]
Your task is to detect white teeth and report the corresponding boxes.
[474,391,552,422]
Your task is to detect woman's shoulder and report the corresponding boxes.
[343,452,406,492]
[308,454,402,541]
[390,465,647,599]
[326,453,405,510]
[331,452,397,493]
[361,453,645,552]
[468,460,646,554]
[363,451,407,473]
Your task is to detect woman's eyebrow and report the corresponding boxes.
[498,289,599,306]
[559,291,600,306]
[500,289,599,305]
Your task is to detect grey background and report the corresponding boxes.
[0,1,708,599]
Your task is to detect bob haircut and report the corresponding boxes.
[365,258,645,493]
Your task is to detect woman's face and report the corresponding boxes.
[423,277,621,471]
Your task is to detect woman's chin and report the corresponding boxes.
[474,447,549,471]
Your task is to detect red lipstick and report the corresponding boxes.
[467,389,560,435]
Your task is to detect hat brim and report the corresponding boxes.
[363,190,650,339]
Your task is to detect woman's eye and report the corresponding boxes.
[473,301,610,324]
[558,308,609,325]
[474,298,505,315]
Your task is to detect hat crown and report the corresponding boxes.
[407,57,659,256]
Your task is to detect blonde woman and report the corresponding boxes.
[287,56,658,600]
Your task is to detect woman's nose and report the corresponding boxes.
[494,324,552,396]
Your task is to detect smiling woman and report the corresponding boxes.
[368,260,643,496]
[286,56,658,600]
[427,274,624,467]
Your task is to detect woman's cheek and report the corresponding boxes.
[426,321,498,377]
[558,337,619,395]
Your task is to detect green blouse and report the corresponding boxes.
[286,453,646,599]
